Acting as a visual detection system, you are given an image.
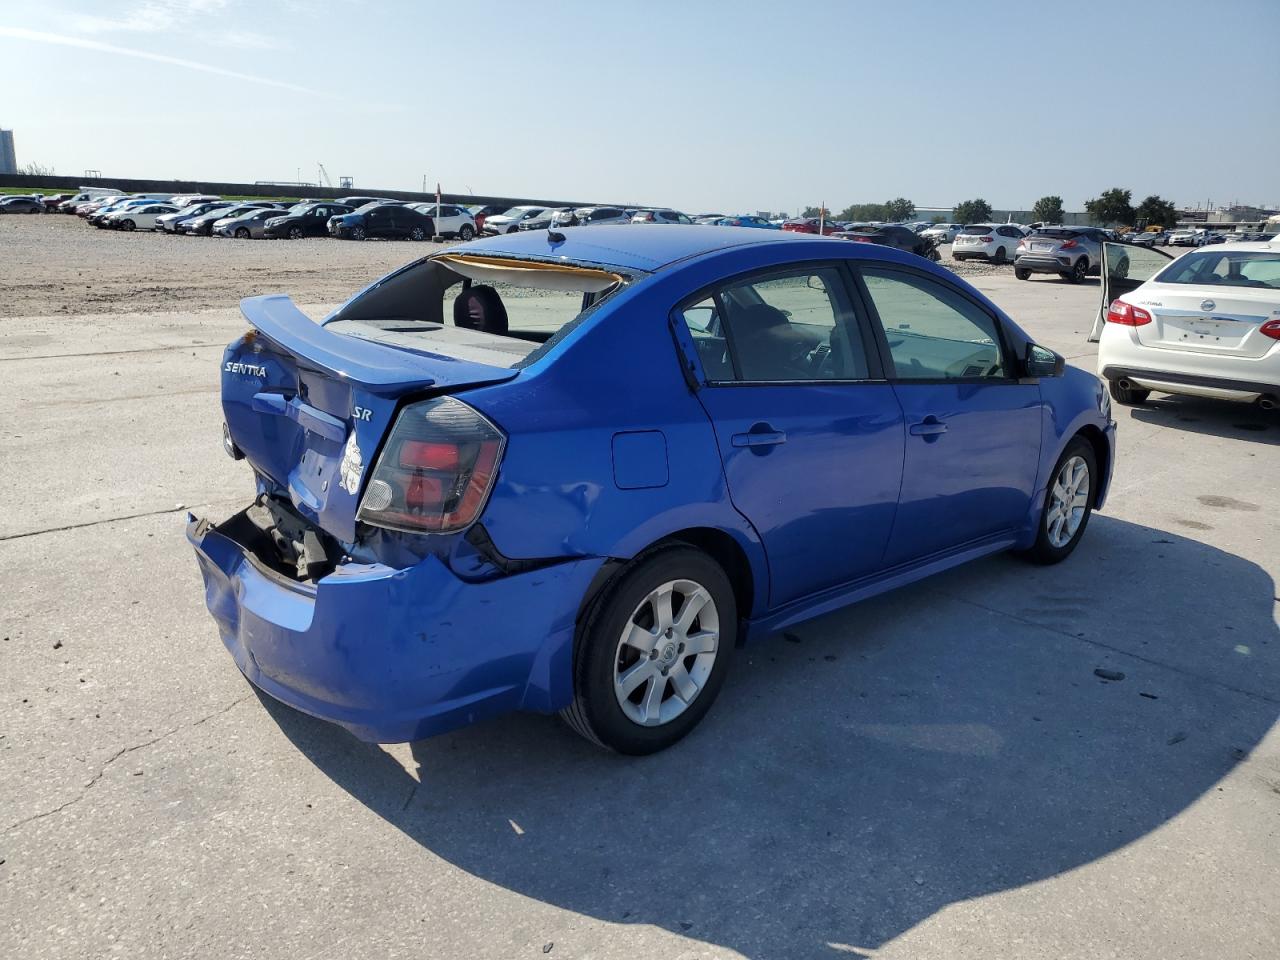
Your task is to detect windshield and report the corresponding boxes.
[1154,251,1280,289]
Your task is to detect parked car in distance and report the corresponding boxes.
[262,202,353,239]
[781,217,839,236]
[170,194,222,208]
[107,202,179,231]
[191,224,1114,755]
[953,224,1026,264]
[921,223,962,243]
[631,208,695,224]
[468,204,509,232]
[1094,238,1280,408]
[180,203,272,236]
[835,224,939,260]
[60,189,124,212]
[1014,226,1115,283]
[708,214,779,229]
[483,205,547,235]
[335,196,397,209]
[41,193,73,210]
[90,197,161,226]
[1168,229,1205,247]
[552,206,631,227]
[214,207,288,239]
[409,203,477,239]
[0,196,45,214]
[157,201,233,233]
[328,202,434,240]
[518,208,570,231]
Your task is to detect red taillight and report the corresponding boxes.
[358,397,505,534]
[850,236,871,243]
[980,235,993,243]
[1261,319,1280,340]
[1060,239,1078,250]
[1107,300,1152,326]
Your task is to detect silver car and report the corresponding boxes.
[213,207,287,239]
[551,206,631,227]
[1014,226,1112,284]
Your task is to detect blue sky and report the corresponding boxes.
[2,0,1277,213]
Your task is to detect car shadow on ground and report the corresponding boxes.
[1128,395,1278,446]
[260,515,1278,959]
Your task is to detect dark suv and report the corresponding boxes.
[327,203,434,241]
[263,202,353,239]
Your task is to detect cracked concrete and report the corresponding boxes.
[1,225,1277,959]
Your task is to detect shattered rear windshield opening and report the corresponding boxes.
[321,254,634,369]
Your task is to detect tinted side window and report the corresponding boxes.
[860,268,1007,380]
[679,267,870,383]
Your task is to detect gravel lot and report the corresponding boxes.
[1,217,1277,960]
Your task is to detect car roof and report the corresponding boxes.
[1173,239,1277,253]
[459,223,847,271]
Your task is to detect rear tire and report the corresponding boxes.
[993,247,1007,264]
[1065,258,1088,283]
[1018,436,1097,566]
[561,546,736,755]
[1108,379,1151,405]
[1015,268,1031,280]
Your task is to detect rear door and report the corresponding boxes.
[675,264,905,608]
[855,265,1042,566]
[1089,242,1174,341]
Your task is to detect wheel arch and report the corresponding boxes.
[1074,423,1110,508]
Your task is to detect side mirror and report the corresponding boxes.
[1025,343,1064,378]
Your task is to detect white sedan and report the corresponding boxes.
[104,203,179,231]
[1094,239,1280,408]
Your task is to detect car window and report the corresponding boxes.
[679,267,870,383]
[1155,251,1280,289]
[959,225,991,235]
[860,268,1007,380]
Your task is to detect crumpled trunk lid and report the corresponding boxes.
[222,295,516,542]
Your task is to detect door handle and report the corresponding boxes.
[908,417,948,438]
[731,429,787,448]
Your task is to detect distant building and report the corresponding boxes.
[0,129,16,175]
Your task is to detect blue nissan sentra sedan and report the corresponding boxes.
[189,225,1115,754]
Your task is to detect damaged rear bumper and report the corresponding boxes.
[187,510,605,742]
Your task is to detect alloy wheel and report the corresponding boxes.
[1045,455,1090,548]
[613,579,719,727]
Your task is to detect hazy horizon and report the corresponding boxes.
[3,0,1277,214]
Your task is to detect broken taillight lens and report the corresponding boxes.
[357,396,505,534]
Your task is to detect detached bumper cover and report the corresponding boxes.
[187,513,604,742]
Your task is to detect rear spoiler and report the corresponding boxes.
[239,295,515,394]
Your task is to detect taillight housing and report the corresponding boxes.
[980,235,993,243]
[1261,319,1280,340]
[1060,239,1079,250]
[357,396,505,534]
[1107,299,1153,326]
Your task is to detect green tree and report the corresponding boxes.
[836,202,888,222]
[1134,195,1178,230]
[953,198,992,224]
[1031,195,1065,224]
[884,197,915,221]
[801,205,823,219]
[1084,187,1134,226]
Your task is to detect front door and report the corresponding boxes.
[856,265,1043,566]
[675,265,905,609]
[1089,242,1174,341]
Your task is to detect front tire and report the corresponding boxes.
[350,225,366,241]
[234,227,250,239]
[1108,379,1151,406]
[122,219,135,231]
[1019,437,1097,565]
[561,546,736,754]
[288,226,304,240]
[409,226,426,241]
[1066,258,1088,283]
